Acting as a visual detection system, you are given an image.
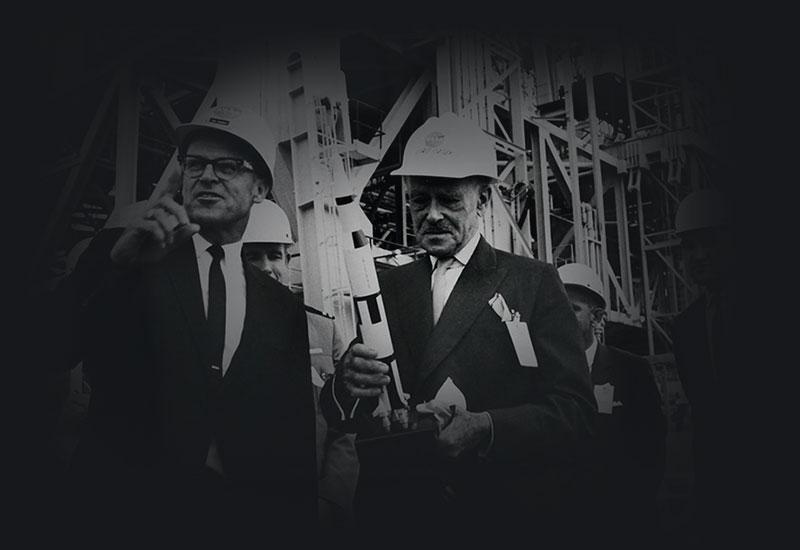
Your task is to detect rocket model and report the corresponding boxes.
[334,166,409,432]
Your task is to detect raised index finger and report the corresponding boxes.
[146,156,182,207]
[158,195,191,227]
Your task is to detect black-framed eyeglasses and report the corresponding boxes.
[180,155,256,180]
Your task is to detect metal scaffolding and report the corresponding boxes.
[38,28,728,356]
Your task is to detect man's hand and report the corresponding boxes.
[415,400,456,429]
[110,175,199,267]
[337,343,391,398]
[435,406,492,458]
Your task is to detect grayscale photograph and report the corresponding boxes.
[16,19,761,547]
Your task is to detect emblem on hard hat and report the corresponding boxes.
[425,131,445,148]
[208,106,242,126]
[212,106,242,119]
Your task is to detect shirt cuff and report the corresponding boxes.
[331,372,361,422]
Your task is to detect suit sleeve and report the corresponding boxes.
[318,428,359,519]
[486,264,597,462]
[330,319,347,362]
[671,315,692,402]
[629,356,667,497]
[319,328,381,432]
[33,228,133,373]
[317,316,360,516]
[284,297,319,517]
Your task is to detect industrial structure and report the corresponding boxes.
[38,28,730,358]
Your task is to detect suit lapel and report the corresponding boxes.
[165,240,208,361]
[415,238,508,388]
[393,257,434,379]
[591,343,611,385]
[225,263,290,381]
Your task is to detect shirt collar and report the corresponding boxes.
[585,336,599,371]
[428,230,482,269]
[192,232,244,264]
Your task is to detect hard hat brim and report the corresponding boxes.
[242,238,294,245]
[176,123,274,179]
[564,283,607,308]
[390,166,497,180]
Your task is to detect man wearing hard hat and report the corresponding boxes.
[672,188,733,542]
[323,113,595,533]
[53,103,316,531]
[241,200,359,526]
[558,262,666,544]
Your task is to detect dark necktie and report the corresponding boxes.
[207,244,226,380]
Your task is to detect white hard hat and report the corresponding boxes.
[391,113,497,180]
[176,103,276,180]
[106,200,149,228]
[674,189,727,234]
[558,263,606,307]
[242,200,293,245]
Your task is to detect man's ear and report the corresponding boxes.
[591,307,607,329]
[253,176,268,203]
[477,183,492,211]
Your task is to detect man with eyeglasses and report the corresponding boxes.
[53,103,316,534]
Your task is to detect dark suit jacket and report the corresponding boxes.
[326,237,596,526]
[588,343,666,541]
[307,308,358,521]
[672,295,732,518]
[52,229,317,526]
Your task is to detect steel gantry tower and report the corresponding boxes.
[38,28,728,355]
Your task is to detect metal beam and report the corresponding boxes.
[497,159,516,183]
[350,69,433,195]
[532,129,552,262]
[634,170,655,354]
[115,67,140,208]
[544,134,573,201]
[586,72,609,299]
[650,317,673,346]
[462,60,519,114]
[142,84,181,142]
[526,115,622,169]
[645,168,680,203]
[603,256,633,314]
[647,239,691,287]
[369,68,433,152]
[33,72,121,274]
[644,238,681,251]
[436,38,452,114]
[565,85,586,264]
[633,103,673,133]
[614,177,633,301]
[553,226,575,261]
[490,185,533,258]
[509,65,530,245]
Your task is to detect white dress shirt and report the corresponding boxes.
[585,336,598,373]
[191,233,247,476]
[191,233,247,376]
[428,230,482,309]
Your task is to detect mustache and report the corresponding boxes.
[421,221,453,234]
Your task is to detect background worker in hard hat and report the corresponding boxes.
[671,188,734,543]
[558,262,667,545]
[44,103,317,533]
[241,200,359,527]
[322,113,595,534]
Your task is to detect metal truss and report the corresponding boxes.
[39,28,726,356]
